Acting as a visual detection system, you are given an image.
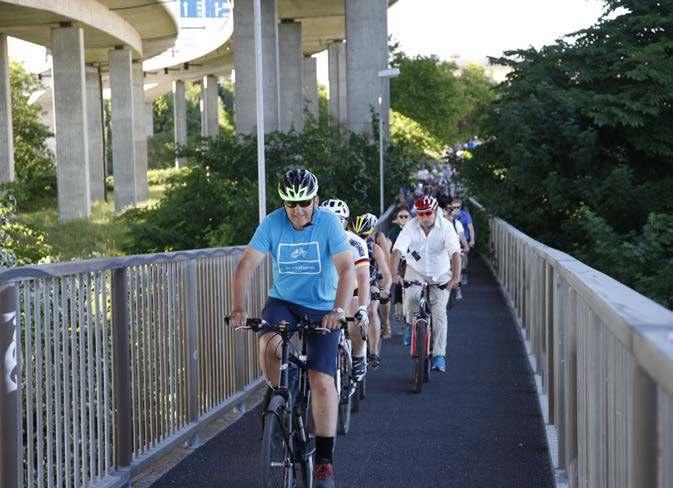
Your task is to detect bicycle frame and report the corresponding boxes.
[407,282,432,358]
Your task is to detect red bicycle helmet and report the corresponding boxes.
[414,195,438,212]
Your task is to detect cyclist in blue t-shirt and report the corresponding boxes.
[229,168,355,488]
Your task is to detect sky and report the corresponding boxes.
[316,0,606,84]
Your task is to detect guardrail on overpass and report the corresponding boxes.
[0,248,271,488]
[474,202,673,488]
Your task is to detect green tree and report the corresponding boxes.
[459,0,673,307]
[456,63,496,136]
[7,62,56,210]
[120,119,424,253]
[390,52,464,144]
[148,82,210,168]
[389,46,495,145]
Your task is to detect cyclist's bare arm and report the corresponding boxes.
[390,249,402,284]
[355,265,370,309]
[449,251,461,288]
[323,249,356,329]
[373,243,392,294]
[230,246,266,327]
[458,232,469,253]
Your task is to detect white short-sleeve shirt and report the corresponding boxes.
[393,213,461,283]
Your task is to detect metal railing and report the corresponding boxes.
[0,247,272,488]
[481,212,673,487]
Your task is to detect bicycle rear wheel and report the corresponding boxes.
[261,395,294,488]
[336,349,352,434]
[413,320,427,393]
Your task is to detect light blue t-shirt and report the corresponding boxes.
[249,207,351,310]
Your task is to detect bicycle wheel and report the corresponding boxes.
[336,349,352,435]
[424,320,431,383]
[351,379,360,413]
[413,320,427,393]
[261,395,294,488]
[359,374,367,399]
[295,390,314,488]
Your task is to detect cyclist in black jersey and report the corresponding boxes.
[352,213,392,368]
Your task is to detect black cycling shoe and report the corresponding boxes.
[367,353,381,369]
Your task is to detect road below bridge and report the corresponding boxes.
[151,257,554,487]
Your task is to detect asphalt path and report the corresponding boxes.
[152,257,554,487]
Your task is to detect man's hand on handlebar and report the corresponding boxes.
[228,308,247,328]
[322,307,346,330]
[354,305,369,329]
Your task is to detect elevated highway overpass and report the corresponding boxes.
[1,0,395,223]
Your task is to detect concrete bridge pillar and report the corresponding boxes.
[51,25,90,221]
[233,0,279,134]
[173,80,187,168]
[278,20,303,132]
[303,56,319,122]
[132,62,148,201]
[201,74,219,137]
[108,47,137,211]
[346,0,388,136]
[85,66,105,203]
[0,33,13,183]
[145,103,154,137]
[327,41,347,124]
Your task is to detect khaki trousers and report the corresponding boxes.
[403,267,450,357]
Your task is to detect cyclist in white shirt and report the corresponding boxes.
[390,195,461,373]
[321,199,370,379]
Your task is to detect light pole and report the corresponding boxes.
[377,68,399,215]
[253,0,267,223]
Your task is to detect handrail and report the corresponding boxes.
[473,201,673,487]
[0,246,245,283]
[0,245,270,488]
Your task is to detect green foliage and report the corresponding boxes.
[0,190,53,267]
[459,1,673,308]
[8,62,57,211]
[148,81,234,168]
[390,111,443,159]
[389,45,495,145]
[121,119,425,253]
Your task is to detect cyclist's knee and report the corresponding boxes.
[259,333,282,362]
[308,370,335,396]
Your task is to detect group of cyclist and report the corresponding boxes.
[229,167,468,487]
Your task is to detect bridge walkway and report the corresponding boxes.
[150,257,554,487]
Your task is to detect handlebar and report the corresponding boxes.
[225,316,354,333]
[403,280,449,290]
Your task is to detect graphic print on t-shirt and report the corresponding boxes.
[278,242,321,274]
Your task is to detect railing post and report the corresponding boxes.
[629,365,657,488]
[111,268,132,483]
[0,282,20,488]
[185,259,200,447]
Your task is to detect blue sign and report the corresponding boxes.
[180,0,231,18]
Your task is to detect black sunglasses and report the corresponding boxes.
[284,199,313,208]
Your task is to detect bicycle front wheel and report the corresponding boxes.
[413,320,427,393]
[336,349,352,435]
[261,395,294,488]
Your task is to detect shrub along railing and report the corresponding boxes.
[0,247,271,488]
[476,206,673,487]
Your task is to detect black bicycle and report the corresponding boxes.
[336,317,358,432]
[228,316,321,488]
